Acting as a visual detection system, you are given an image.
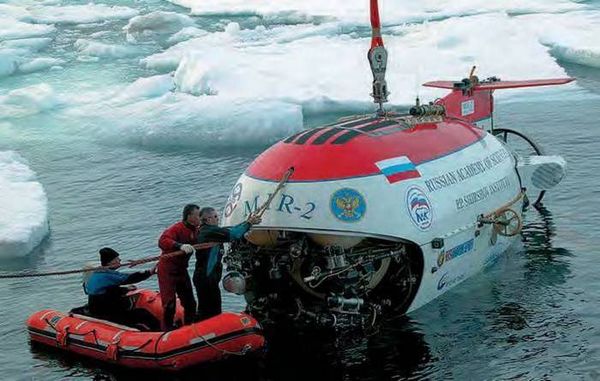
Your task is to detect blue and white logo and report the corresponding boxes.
[330,188,366,222]
[437,272,465,291]
[406,186,433,230]
[437,273,448,290]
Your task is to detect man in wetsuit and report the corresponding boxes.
[193,207,261,321]
[157,204,200,331]
[84,247,156,325]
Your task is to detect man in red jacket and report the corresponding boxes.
[158,204,200,331]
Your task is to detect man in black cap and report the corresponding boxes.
[83,247,157,325]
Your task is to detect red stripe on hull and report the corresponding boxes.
[247,119,484,182]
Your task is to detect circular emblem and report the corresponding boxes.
[405,186,433,230]
[330,188,366,222]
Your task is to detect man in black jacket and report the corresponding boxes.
[83,247,156,325]
[193,208,261,320]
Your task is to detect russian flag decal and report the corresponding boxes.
[375,156,421,184]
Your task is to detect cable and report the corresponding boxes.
[0,242,216,279]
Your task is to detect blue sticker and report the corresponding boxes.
[406,186,433,230]
[330,188,366,222]
[437,239,474,267]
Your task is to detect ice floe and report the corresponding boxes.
[24,4,138,25]
[0,19,56,41]
[0,151,49,258]
[0,84,61,119]
[74,39,139,59]
[1,38,53,52]
[167,27,209,46]
[124,11,196,43]
[170,0,584,25]
[519,12,600,68]
[144,14,572,106]
[66,77,304,149]
[18,58,64,74]
[112,74,175,102]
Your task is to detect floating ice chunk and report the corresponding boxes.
[0,84,60,119]
[550,46,600,68]
[141,53,181,72]
[114,74,175,102]
[124,11,195,42]
[0,151,49,258]
[0,40,57,77]
[1,38,53,52]
[0,19,56,41]
[74,39,139,59]
[0,14,56,78]
[0,49,24,77]
[19,57,65,74]
[144,12,571,106]
[167,27,209,45]
[89,31,113,39]
[140,23,324,71]
[174,55,218,96]
[0,4,30,20]
[71,92,303,149]
[25,4,139,25]
[518,12,600,69]
[224,22,241,35]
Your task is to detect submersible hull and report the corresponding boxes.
[221,111,531,328]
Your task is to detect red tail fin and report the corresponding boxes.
[423,77,574,129]
[424,78,574,90]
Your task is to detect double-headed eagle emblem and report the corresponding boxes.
[330,188,366,222]
[335,196,361,219]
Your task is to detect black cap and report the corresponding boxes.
[99,247,120,266]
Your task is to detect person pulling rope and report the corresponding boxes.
[0,243,215,279]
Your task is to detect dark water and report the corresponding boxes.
[2,98,600,380]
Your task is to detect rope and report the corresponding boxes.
[190,322,251,356]
[0,242,216,279]
[479,191,525,237]
[253,167,294,218]
[484,190,525,217]
[44,317,59,331]
[78,329,99,345]
[121,338,153,354]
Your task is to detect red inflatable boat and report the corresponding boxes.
[26,289,265,371]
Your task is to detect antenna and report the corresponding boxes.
[368,0,389,117]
